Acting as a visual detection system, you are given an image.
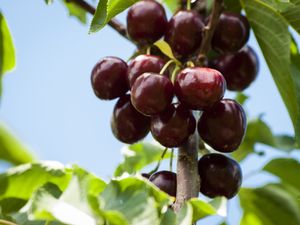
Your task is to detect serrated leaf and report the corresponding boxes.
[114,142,171,177]
[176,203,193,225]
[209,197,227,217]
[240,0,300,146]
[0,123,35,165]
[90,0,139,33]
[264,158,300,190]
[154,40,181,65]
[239,184,300,225]
[62,0,87,24]
[0,161,72,200]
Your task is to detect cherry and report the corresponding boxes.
[127,0,168,46]
[127,55,166,87]
[174,67,226,110]
[111,94,150,144]
[212,13,250,53]
[198,153,242,199]
[165,10,204,57]
[131,73,174,116]
[91,57,128,100]
[151,104,196,148]
[210,46,259,91]
[149,171,177,197]
[198,99,246,152]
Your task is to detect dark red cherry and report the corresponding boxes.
[127,0,168,45]
[198,154,242,199]
[174,67,226,110]
[91,57,128,100]
[151,104,196,148]
[210,46,259,91]
[131,73,174,116]
[111,95,150,144]
[212,13,250,53]
[127,55,166,87]
[198,99,246,152]
[165,10,204,57]
[149,171,177,197]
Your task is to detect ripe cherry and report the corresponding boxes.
[210,46,259,91]
[212,13,250,53]
[111,94,150,144]
[127,55,166,87]
[198,153,242,199]
[127,0,168,46]
[131,73,174,116]
[174,67,226,110]
[151,104,196,148]
[91,57,128,100]
[149,171,177,197]
[165,10,204,57]
[198,99,246,152]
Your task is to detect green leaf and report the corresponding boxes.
[114,142,171,177]
[90,0,139,33]
[61,0,87,24]
[239,184,300,225]
[0,12,16,75]
[176,203,193,225]
[188,198,216,222]
[233,117,298,161]
[240,0,300,146]
[0,123,35,165]
[154,40,181,65]
[0,161,72,200]
[224,0,242,12]
[264,158,300,190]
[163,0,180,13]
[235,92,249,106]
[100,177,172,225]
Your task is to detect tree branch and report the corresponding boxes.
[173,133,200,212]
[67,0,129,41]
[196,0,224,66]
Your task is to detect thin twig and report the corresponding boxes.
[196,0,224,66]
[67,0,129,41]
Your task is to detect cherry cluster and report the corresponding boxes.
[91,0,259,199]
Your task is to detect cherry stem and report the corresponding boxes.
[160,60,176,75]
[146,46,151,55]
[187,0,192,10]
[196,0,224,66]
[67,0,130,41]
[0,220,17,225]
[149,148,168,175]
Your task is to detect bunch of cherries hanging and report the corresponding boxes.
[91,0,259,200]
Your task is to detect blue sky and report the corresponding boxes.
[0,1,299,224]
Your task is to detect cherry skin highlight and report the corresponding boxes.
[175,67,226,110]
[149,171,177,197]
[198,153,242,199]
[127,55,166,87]
[198,99,247,152]
[91,57,128,100]
[131,73,174,116]
[127,0,168,46]
[151,104,196,148]
[212,13,250,53]
[165,10,204,58]
[210,46,259,91]
[111,94,150,144]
